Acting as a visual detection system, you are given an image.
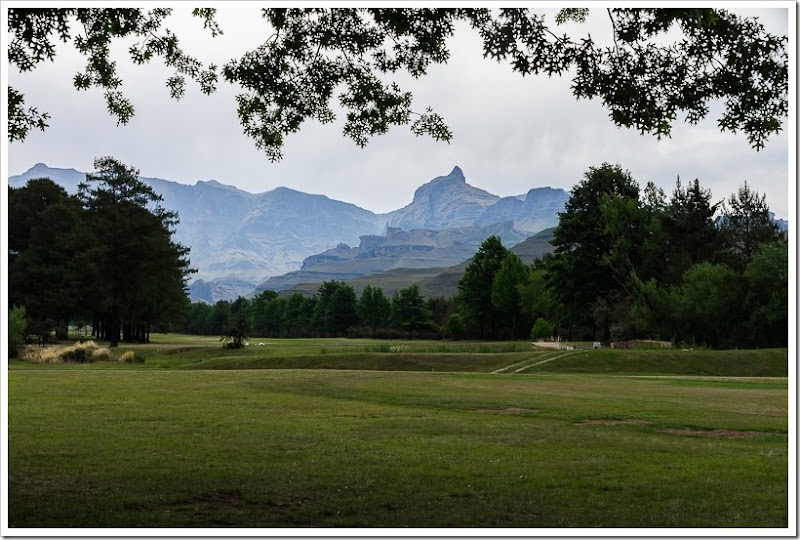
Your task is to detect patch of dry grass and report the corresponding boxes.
[20,341,112,364]
[118,351,144,364]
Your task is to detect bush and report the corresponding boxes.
[19,346,58,363]
[91,347,112,361]
[8,306,27,358]
[118,351,145,364]
[221,312,249,349]
[60,341,99,363]
[531,317,555,341]
[19,340,101,363]
[443,313,466,339]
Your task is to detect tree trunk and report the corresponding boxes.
[109,309,120,348]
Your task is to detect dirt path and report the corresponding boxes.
[491,350,578,374]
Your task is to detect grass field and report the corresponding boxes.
[6,335,789,529]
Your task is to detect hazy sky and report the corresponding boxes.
[4,4,794,219]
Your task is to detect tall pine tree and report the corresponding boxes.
[78,157,192,346]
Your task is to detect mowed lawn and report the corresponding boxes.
[7,339,789,529]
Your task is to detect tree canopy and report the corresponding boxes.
[8,7,788,157]
[77,157,193,346]
[541,163,786,345]
[8,158,193,346]
[457,235,509,339]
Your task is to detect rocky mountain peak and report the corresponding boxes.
[388,166,499,231]
[413,166,466,197]
[11,162,573,302]
[447,165,465,181]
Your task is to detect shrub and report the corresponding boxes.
[531,318,555,341]
[19,340,101,363]
[8,306,27,358]
[221,312,249,349]
[91,347,112,361]
[118,351,144,364]
[19,347,60,363]
[443,313,466,339]
[60,341,99,363]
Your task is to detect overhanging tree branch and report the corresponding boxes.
[7,7,789,156]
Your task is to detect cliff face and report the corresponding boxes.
[255,222,528,294]
[475,187,570,233]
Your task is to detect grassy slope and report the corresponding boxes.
[7,336,789,528]
[10,335,788,376]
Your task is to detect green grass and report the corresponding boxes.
[532,347,788,376]
[7,335,789,528]
[11,334,787,377]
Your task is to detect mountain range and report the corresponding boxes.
[9,163,571,301]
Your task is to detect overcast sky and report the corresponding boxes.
[4,4,794,219]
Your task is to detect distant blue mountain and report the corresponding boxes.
[10,164,570,301]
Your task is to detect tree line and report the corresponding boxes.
[8,157,192,350]
[8,160,787,354]
[178,284,456,343]
[540,163,787,348]
[179,164,787,349]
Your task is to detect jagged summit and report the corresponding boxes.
[448,165,465,180]
[416,166,466,192]
[388,166,499,230]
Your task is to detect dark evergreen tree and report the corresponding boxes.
[8,178,74,265]
[357,285,390,337]
[662,177,721,283]
[328,285,359,336]
[426,296,455,331]
[251,290,283,337]
[600,181,670,286]
[221,310,249,349]
[491,252,531,339]
[546,163,640,339]
[313,281,358,336]
[183,302,214,334]
[209,301,232,335]
[718,181,782,270]
[457,235,509,339]
[8,180,82,338]
[77,156,193,346]
[283,293,315,337]
[390,285,432,336]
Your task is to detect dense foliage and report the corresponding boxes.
[8,306,28,358]
[178,282,453,341]
[8,158,193,347]
[8,8,788,155]
[541,164,786,347]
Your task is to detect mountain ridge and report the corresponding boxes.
[9,163,570,302]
